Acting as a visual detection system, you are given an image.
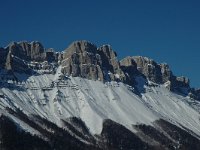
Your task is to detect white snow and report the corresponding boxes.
[141,85,200,135]
[1,67,200,136]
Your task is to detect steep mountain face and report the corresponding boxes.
[4,41,44,72]
[0,41,59,74]
[97,45,126,82]
[61,41,103,80]
[61,41,125,82]
[1,40,200,150]
[120,56,190,92]
[7,41,45,61]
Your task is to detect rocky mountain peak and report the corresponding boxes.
[61,41,103,80]
[61,41,127,82]
[97,44,117,59]
[97,45,118,70]
[0,40,198,100]
[96,45,126,81]
[132,56,162,83]
[119,55,192,95]
[0,41,60,74]
[5,41,45,61]
[65,40,97,54]
[120,56,137,67]
[2,41,200,150]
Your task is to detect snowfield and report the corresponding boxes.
[1,67,200,136]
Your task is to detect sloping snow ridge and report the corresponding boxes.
[1,66,200,136]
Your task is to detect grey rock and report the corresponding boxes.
[6,41,45,61]
[57,52,64,64]
[5,51,12,70]
[131,56,190,92]
[3,41,44,73]
[120,56,138,85]
[0,47,8,68]
[0,40,197,100]
[62,41,104,81]
[132,56,162,83]
[159,63,173,83]
[2,41,60,74]
[131,56,174,84]
[120,56,137,67]
[120,56,191,94]
[23,41,45,61]
[97,45,126,82]
[164,76,190,92]
[5,51,30,73]
[62,41,126,82]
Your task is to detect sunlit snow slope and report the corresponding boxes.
[1,66,200,137]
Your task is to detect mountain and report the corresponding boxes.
[1,40,200,150]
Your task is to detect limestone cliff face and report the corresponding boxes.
[61,41,103,80]
[61,41,126,82]
[132,56,163,83]
[6,41,45,61]
[120,56,138,85]
[159,63,173,83]
[119,56,190,92]
[0,40,198,99]
[0,41,60,73]
[5,51,31,73]
[97,45,126,82]
[120,56,173,84]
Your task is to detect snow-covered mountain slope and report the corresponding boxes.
[1,66,200,137]
[0,67,155,134]
[1,40,200,149]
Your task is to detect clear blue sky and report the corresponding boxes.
[0,0,200,87]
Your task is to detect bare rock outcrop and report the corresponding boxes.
[1,41,60,73]
[120,56,190,92]
[6,41,45,61]
[132,56,163,83]
[61,41,127,82]
[61,41,103,80]
[0,40,198,100]
[97,45,126,82]
[120,56,173,84]
[120,56,138,85]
